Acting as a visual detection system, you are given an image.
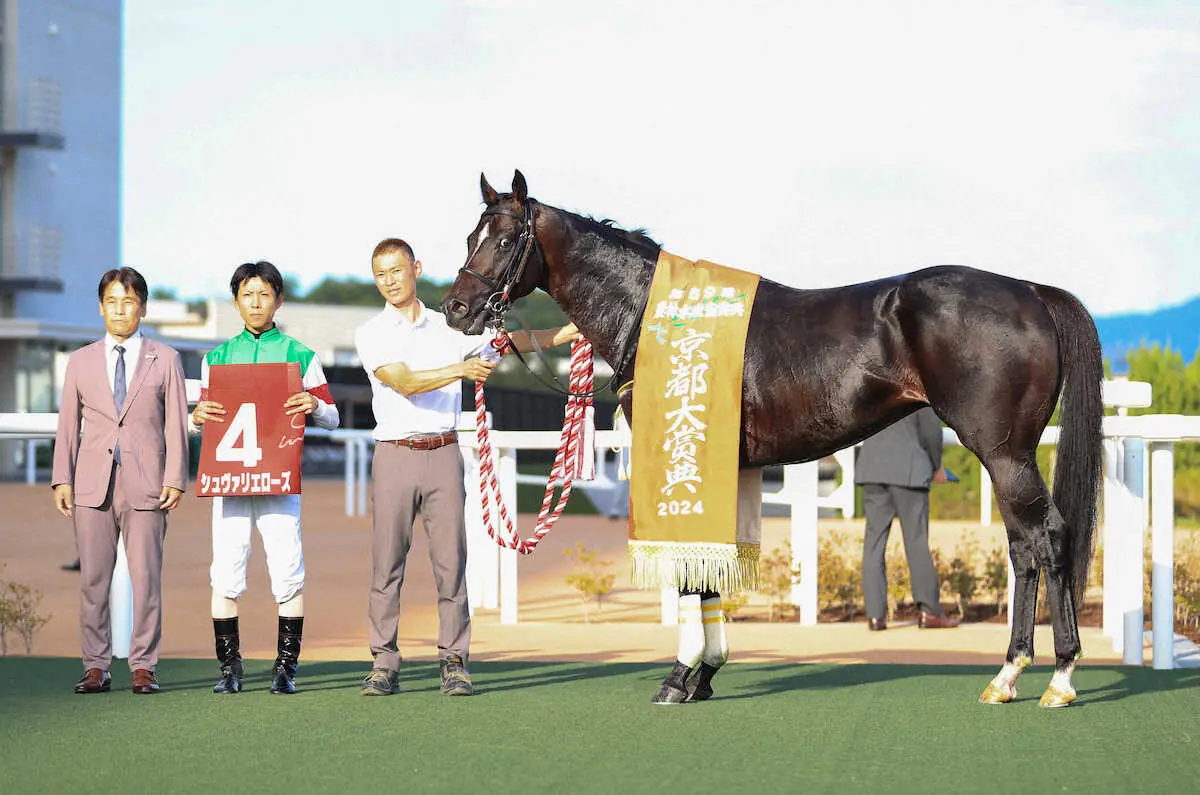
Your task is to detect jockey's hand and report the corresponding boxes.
[192,400,226,425]
[285,391,318,416]
[932,468,949,485]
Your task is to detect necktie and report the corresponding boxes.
[114,345,127,412]
[114,345,126,465]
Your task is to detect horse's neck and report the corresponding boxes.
[542,211,656,376]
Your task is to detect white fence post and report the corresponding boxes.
[788,462,820,625]
[660,587,679,626]
[343,435,356,517]
[1120,438,1146,665]
[498,447,519,625]
[110,542,134,659]
[1150,441,1176,670]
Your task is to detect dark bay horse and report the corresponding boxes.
[442,171,1104,707]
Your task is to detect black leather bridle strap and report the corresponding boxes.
[457,199,539,322]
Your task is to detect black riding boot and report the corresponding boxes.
[212,617,243,694]
[270,616,303,695]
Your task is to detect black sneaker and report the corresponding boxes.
[361,667,399,696]
[439,656,474,696]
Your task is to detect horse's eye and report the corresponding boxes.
[499,238,511,249]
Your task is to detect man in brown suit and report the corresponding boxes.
[52,267,190,694]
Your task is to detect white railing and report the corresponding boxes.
[4,379,1198,667]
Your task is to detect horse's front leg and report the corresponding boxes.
[980,547,1038,704]
[651,590,727,704]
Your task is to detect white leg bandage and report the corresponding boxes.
[676,594,703,668]
[701,595,728,667]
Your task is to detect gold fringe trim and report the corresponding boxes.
[629,540,760,593]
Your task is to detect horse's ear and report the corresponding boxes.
[481,173,499,205]
[512,170,528,204]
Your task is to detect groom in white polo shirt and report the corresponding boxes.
[355,237,577,697]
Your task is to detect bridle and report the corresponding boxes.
[456,198,540,325]
[454,197,634,399]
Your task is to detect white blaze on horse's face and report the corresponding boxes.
[466,218,493,270]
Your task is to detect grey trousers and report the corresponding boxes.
[75,463,167,672]
[861,483,943,619]
[367,442,470,671]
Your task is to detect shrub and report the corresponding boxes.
[563,542,616,623]
[982,545,1009,615]
[758,541,797,622]
[0,564,51,657]
[818,530,861,619]
[885,541,910,621]
[945,532,982,618]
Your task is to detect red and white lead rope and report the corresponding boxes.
[475,333,595,554]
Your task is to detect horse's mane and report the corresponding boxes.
[581,215,661,250]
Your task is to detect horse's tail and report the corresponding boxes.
[1037,285,1104,604]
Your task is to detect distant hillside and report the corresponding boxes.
[1094,295,1200,371]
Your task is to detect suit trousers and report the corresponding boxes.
[75,462,167,671]
[861,483,942,620]
[368,442,470,671]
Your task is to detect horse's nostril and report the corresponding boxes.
[448,300,467,316]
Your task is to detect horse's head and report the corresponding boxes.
[441,170,543,335]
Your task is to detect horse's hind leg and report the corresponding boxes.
[980,548,1038,704]
[651,589,728,704]
[979,455,1059,704]
[1037,511,1083,708]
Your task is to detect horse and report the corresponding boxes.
[441,170,1103,708]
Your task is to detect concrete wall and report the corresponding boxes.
[13,0,121,323]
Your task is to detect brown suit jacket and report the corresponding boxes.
[52,337,190,509]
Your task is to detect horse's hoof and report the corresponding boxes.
[1038,683,1076,709]
[651,683,689,705]
[978,680,1016,704]
[684,661,719,702]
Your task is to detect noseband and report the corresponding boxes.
[457,199,539,326]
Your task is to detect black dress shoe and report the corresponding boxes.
[917,611,960,629]
[868,618,887,631]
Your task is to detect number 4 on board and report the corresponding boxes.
[215,403,263,467]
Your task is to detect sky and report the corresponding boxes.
[123,0,1200,315]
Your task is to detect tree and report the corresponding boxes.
[149,286,177,300]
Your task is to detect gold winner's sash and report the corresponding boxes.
[629,251,760,592]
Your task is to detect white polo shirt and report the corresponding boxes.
[354,301,488,441]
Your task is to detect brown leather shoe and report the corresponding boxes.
[74,668,111,694]
[917,611,960,629]
[867,618,887,631]
[131,669,160,694]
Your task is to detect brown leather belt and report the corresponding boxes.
[381,431,458,451]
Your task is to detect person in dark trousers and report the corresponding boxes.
[856,407,960,631]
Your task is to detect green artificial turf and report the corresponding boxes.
[1,658,1196,794]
